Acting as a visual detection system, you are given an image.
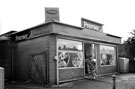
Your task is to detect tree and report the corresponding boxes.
[121,30,135,60]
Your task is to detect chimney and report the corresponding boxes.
[45,7,60,22]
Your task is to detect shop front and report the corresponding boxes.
[5,18,121,85]
[57,38,84,83]
[56,37,119,83]
[52,18,121,83]
[0,7,121,85]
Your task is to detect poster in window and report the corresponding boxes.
[100,45,116,66]
[58,51,83,68]
[57,39,83,68]
[58,52,70,68]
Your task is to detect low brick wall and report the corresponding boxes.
[59,68,84,82]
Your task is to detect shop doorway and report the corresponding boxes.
[84,43,97,77]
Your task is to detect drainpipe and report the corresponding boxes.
[10,40,14,80]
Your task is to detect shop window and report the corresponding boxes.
[57,39,83,68]
[100,45,116,66]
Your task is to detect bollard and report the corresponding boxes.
[112,75,116,89]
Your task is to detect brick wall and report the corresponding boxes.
[48,35,57,84]
[13,36,49,81]
[59,68,84,82]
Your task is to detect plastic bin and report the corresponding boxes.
[0,67,4,89]
[119,58,129,73]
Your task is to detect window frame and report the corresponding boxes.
[57,38,84,69]
[100,44,116,67]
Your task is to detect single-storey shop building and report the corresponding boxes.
[1,18,121,85]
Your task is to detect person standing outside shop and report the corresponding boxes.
[85,55,97,79]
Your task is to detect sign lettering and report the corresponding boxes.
[31,29,49,37]
[15,31,31,41]
[16,34,28,41]
[83,21,100,31]
[47,10,57,14]
[81,18,102,31]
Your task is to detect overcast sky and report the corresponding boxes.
[0,0,135,42]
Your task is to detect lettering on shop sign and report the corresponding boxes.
[47,10,57,14]
[15,31,31,41]
[60,29,68,34]
[81,18,102,31]
[31,29,50,37]
[83,21,100,30]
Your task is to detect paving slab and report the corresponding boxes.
[5,73,135,89]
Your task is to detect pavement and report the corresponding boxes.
[5,73,135,89]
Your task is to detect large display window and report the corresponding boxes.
[57,39,83,68]
[100,45,116,66]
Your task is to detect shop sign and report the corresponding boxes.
[81,18,102,31]
[15,31,31,41]
[45,7,60,22]
[31,29,50,38]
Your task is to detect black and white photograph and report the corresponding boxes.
[0,0,135,89]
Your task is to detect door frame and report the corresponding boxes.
[84,42,98,76]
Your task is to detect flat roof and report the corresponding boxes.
[106,33,122,38]
[12,21,83,35]
[8,20,121,43]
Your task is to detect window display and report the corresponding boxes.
[57,39,83,68]
[100,45,116,66]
